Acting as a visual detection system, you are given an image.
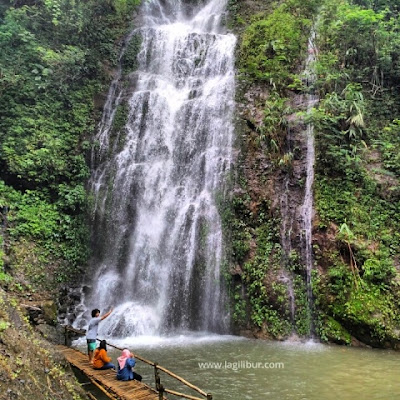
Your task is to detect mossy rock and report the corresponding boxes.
[322,316,352,345]
[331,287,400,347]
[42,300,57,326]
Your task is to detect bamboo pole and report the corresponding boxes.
[164,388,205,400]
[87,376,117,400]
[102,341,155,367]
[65,325,86,335]
[156,364,208,397]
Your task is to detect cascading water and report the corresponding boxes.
[300,28,318,334]
[278,28,319,336]
[73,0,236,337]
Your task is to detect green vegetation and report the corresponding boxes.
[242,215,291,338]
[309,0,400,345]
[0,2,141,393]
[237,1,321,156]
[231,284,247,325]
[240,6,304,89]
[121,33,142,75]
[229,0,400,346]
[0,0,141,294]
[222,187,292,338]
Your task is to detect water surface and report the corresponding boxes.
[75,335,400,399]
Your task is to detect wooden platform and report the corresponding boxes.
[58,346,161,400]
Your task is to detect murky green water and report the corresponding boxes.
[75,334,400,399]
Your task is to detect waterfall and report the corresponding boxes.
[278,29,319,336]
[73,0,236,337]
[300,28,318,334]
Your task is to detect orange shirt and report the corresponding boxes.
[92,348,112,369]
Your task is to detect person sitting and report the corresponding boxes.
[92,340,115,370]
[116,349,142,381]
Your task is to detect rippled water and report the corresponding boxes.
[74,335,400,399]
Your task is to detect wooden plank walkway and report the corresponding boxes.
[57,345,161,400]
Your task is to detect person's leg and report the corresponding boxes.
[87,341,96,362]
[87,340,91,362]
[132,372,142,381]
[99,362,115,370]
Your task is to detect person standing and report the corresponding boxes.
[86,308,113,362]
[116,349,142,381]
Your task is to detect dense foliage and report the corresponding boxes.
[229,0,400,346]
[311,0,400,345]
[0,0,140,294]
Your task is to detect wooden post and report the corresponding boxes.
[154,363,164,400]
[158,385,164,400]
[207,394,213,400]
[154,363,160,390]
[64,325,69,346]
[64,325,73,347]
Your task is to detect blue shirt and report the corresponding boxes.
[116,358,136,381]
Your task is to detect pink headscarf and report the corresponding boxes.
[118,349,131,369]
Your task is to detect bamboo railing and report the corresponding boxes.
[63,325,213,400]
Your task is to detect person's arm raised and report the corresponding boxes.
[100,308,113,320]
